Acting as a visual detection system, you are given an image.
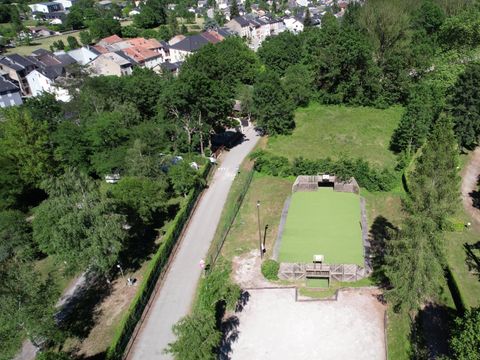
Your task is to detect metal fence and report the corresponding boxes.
[205,169,254,272]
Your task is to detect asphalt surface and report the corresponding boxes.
[128,127,260,360]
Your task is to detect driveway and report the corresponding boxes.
[128,127,260,360]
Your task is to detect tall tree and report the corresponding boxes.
[33,169,127,274]
[384,214,445,313]
[253,71,295,135]
[406,115,460,230]
[447,63,480,149]
[0,108,56,186]
[303,8,313,27]
[230,0,239,18]
[390,83,443,153]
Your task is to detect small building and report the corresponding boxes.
[0,76,23,108]
[90,51,134,76]
[28,1,63,13]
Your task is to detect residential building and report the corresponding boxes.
[67,46,100,65]
[90,52,134,76]
[0,54,37,96]
[168,30,228,62]
[283,16,304,33]
[122,46,162,70]
[26,49,75,101]
[0,76,23,108]
[225,15,285,50]
[28,2,63,13]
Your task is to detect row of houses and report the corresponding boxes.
[0,28,236,107]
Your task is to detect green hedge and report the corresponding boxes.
[250,150,398,192]
[106,162,212,360]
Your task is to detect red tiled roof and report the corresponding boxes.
[200,30,224,44]
[93,45,109,54]
[126,37,162,50]
[99,34,123,45]
[122,46,160,63]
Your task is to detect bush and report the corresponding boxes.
[261,259,280,280]
[251,151,398,192]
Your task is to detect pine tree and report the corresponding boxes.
[390,84,443,154]
[303,8,313,27]
[406,115,460,230]
[244,0,251,12]
[448,63,480,149]
[384,214,445,313]
[230,0,239,18]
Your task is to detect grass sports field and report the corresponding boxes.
[278,188,363,266]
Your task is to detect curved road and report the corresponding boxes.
[128,127,260,360]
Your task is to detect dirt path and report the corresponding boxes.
[461,147,480,231]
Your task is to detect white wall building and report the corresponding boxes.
[26,69,71,102]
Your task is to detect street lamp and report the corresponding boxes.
[257,200,263,259]
[116,264,125,283]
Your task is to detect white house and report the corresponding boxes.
[67,46,99,65]
[26,68,71,102]
[53,0,76,10]
[284,17,304,34]
[28,2,63,13]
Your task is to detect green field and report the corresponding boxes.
[278,189,364,266]
[267,103,403,167]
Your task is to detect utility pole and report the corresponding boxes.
[257,200,263,259]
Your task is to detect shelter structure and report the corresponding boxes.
[292,174,359,194]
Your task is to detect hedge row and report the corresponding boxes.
[250,150,398,192]
[106,162,212,360]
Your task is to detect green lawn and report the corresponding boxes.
[267,103,403,167]
[445,229,480,308]
[278,188,364,265]
[6,31,82,55]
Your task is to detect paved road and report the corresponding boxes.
[128,127,260,360]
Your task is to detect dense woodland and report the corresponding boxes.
[2,0,480,359]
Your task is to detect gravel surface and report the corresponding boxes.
[229,288,386,360]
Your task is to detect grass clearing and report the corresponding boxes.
[279,188,363,265]
[267,103,403,168]
[221,173,293,260]
[6,31,82,55]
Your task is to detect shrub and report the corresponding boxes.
[261,259,280,280]
[251,151,398,192]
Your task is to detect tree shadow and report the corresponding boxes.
[76,352,106,360]
[119,202,180,272]
[410,303,455,360]
[469,174,480,209]
[217,290,250,360]
[464,241,480,280]
[368,216,399,286]
[56,273,112,340]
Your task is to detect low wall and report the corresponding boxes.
[278,263,367,282]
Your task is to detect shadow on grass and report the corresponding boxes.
[469,174,480,209]
[409,303,455,360]
[368,216,398,286]
[464,241,480,281]
[57,274,112,340]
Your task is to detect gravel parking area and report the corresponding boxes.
[229,288,386,360]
